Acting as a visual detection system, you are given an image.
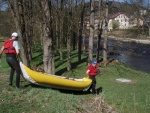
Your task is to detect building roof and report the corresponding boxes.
[109,12,128,19]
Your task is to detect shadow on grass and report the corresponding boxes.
[55,57,87,75]
[55,67,67,75]
[55,52,79,69]
[58,87,103,95]
[71,57,87,69]
[96,86,103,94]
[32,53,43,60]
[36,62,43,66]
[24,84,103,95]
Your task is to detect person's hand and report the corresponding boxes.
[17,57,22,62]
[0,53,2,59]
[0,54,2,63]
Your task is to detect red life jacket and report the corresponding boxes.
[88,65,98,76]
[3,40,16,54]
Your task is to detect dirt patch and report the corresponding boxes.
[116,78,133,83]
[82,96,117,113]
[109,30,150,39]
[109,30,131,38]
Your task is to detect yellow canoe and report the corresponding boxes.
[20,62,92,91]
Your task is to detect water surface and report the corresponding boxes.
[107,39,150,73]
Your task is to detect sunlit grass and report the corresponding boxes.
[99,63,150,113]
[0,46,150,113]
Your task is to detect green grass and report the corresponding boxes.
[0,49,150,113]
[100,64,150,113]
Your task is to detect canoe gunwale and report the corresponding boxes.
[20,62,92,91]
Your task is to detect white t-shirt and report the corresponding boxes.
[13,41,20,53]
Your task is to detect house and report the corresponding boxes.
[108,12,129,31]
[83,16,102,30]
[139,10,147,16]
[129,16,144,27]
[84,11,145,31]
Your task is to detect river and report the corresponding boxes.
[85,38,150,73]
[107,39,150,73]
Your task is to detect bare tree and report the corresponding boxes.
[146,0,150,37]
[39,0,55,74]
[78,0,85,62]
[66,0,72,70]
[103,0,109,66]
[124,0,150,36]
[55,0,59,49]
[59,0,64,60]
[88,0,95,64]
[6,0,33,67]
[96,0,103,61]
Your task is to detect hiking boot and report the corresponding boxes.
[87,90,91,94]
[16,86,23,90]
[96,87,102,94]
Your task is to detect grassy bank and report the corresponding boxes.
[0,49,150,113]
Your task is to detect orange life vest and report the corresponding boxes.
[3,40,16,54]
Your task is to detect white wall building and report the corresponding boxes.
[129,16,144,27]
[108,12,129,31]
[84,11,145,31]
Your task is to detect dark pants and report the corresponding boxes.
[6,54,21,88]
[87,76,96,94]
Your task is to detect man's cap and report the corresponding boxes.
[92,60,97,64]
[11,32,18,37]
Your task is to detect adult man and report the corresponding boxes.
[0,32,21,89]
[86,60,99,94]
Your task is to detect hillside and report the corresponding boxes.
[85,1,149,18]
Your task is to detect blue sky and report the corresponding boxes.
[90,0,150,4]
[85,0,126,3]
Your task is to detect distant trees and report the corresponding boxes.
[112,20,119,29]
[123,0,150,36]
[0,0,121,74]
[6,0,33,67]
[0,9,15,37]
[0,1,85,72]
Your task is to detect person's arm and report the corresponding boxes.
[86,70,90,75]
[96,65,100,73]
[0,46,4,54]
[16,49,21,61]
[0,46,4,63]
[13,41,21,61]
[86,69,91,77]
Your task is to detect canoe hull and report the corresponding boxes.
[20,62,92,91]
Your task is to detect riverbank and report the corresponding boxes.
[109,35,150,45]
[107,36,150,73]
[0,50,150,113]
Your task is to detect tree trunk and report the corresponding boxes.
[88,0,95,64]
[59,19,63,60]
[148,26,150,37]
[78,0,85,62]
[73,32,76,51]
[56,0,59,49]
[103,0,109,67]
[67,31,71,70]
[7,0,32,67]
[59,0,64,60]
[96,0,103,62]
[67,0,72,70]
[41,0,55,74]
